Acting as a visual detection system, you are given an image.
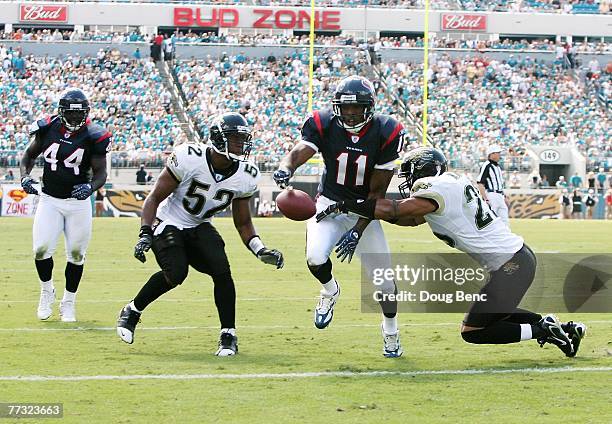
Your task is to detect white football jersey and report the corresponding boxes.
[156,143,260,232]
[411,172,524,271]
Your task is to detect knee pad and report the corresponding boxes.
[163,267,188,288]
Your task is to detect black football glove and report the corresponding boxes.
[316,201,348,222]
[273,168,292,189]
[20,175,39,195]
[134,225,153,263]
[71,183,93,200]
[257,248,284,269]
[335,227,362,263]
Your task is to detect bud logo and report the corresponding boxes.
[440,14,486,32]
[9,189,28,202]
[19,4,68,23]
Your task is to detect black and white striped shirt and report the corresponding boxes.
[478,160,505,193]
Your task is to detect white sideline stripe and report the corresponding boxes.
[2,320,610,332]
[0,298,328,304]
[0,323,459,332]
[2,366,611,382]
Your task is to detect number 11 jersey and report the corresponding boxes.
[157,143,260,230]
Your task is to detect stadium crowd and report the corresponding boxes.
[0,45,186,168]
[23,0,612,14]
[2,29,610,55]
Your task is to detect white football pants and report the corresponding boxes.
[33,193,92,265]
[306,195,395,294]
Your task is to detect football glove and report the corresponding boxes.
[273,168,292,189]
[71,183,93,200]
[257,248,284,269]
[335,227,361,263]
[316,201,348,222]
[134,225,153,263]
[20,175,39,195]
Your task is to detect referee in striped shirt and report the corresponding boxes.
[478,145,510,225]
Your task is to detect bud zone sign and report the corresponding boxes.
[440,14,487,32]
[19,4,68,22]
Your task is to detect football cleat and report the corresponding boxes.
[215,331,238,356]
[314,284,340,329]
[562,321,587,358]
[59,300,77,322]
[381,325,403,358]
[116,304,141,344]
[37,287,55,320]
[537,314,573,357]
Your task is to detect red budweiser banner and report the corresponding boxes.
[19,4,68,23]
[440,13,487,32]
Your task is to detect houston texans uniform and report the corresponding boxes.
[301,109,404,293]
[30,115,111,264]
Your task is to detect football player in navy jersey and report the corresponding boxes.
[20,89,111,322]
[273,76,406,357]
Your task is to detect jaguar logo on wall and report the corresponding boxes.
[507,193,559,219]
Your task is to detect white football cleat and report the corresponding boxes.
[215,330,238,356]
[314,284,340,329]
[59,300,77,322]
[37,287,55,320]
[382,325,403,358]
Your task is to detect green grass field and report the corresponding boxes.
[1,218,611,423]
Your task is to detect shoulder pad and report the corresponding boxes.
[375,114,403,139]
[29,115,56,136]
[86,122,112,143]
[242,161,260,179]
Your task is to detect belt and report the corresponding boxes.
[486,190,504,194]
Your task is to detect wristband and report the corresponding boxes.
[343,199,377,220]
[247,235,265,256]
[139,225,153,237]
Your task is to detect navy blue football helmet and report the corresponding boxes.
[58,89,90,131]
[332,76,376,133]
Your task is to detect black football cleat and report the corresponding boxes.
[536,314,574,357]
[215,331,238,356]
[562,321,587,358]
[116,304,141,344]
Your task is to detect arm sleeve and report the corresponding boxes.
[411,180,446,215]
[376,123,404,170]
[299,115,323,153]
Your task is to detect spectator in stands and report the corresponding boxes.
[146,172,155,184]
[510,171,521,189]
[559,189,571,219]
[571,189,584,219]
[596,167,607,192]
[133,48,141,60]
[136,164,147,185]
[529,175,539,189]
[587,171,596,189]
[95,188,106,217]
[540,175,550,188]
[570,172,582,189]
[4,170,15,181]
[584,189,598,219]
[606,189,612,219]
[556,175,568,189]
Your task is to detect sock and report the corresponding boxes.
[321,278,338,296]
[62,290,76,303]
[308,259,333,285]
[382,315,398,334]
[213,272,236,329]
[40,279,54,292]
[133,271,171,312]
[221,328,236,336]
[530,323,547,339]
[520,323,532,341]
[461,321,522,344]
[65,262,84,293]
[35,257,53,282]
[502,308,542,325]
[128,301,141,313]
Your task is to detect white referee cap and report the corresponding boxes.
[486,145,503,155]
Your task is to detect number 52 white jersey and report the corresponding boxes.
[411,172,524,271]
[156,143,260,231]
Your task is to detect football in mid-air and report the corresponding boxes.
[276,189,316,221]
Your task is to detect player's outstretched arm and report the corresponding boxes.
[89,156,108,192]
[274,144,316,188]
[232,197,284,269]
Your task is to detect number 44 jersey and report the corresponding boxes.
[157,142,260,230]
[411,172,524,271]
